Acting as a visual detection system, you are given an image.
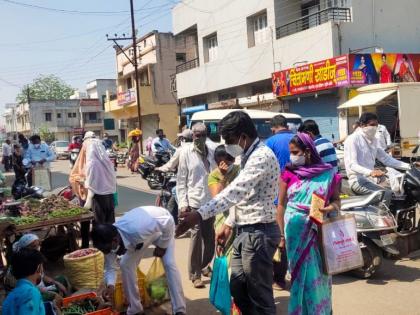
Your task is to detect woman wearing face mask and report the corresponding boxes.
[4,234,70,302]
[278,133,341,315]
[208,145,240,263]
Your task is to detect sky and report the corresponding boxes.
[0,0,176,109]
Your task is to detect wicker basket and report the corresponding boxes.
[63,249,104,290]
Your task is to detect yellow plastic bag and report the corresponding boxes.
[113,268,151,312]
[145,257,169,305]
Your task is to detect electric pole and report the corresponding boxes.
[107,0,143,153]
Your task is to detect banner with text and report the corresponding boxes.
[273,53,420,97]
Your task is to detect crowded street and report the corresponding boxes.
[46,160,420,315]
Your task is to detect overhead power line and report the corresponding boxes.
[0,0,174,15]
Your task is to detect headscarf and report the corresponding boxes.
[287,132,332,179]
[12,234,39,253]
[84,138,116,195]
[69,141,88,200]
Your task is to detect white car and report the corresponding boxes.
[50,140,70,159]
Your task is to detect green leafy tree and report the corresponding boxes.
[39,126,55,144]
[16,74,74,104]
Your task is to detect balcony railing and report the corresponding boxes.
[84,119,103,124]
[276,7,351,39]
[176,58,199,74]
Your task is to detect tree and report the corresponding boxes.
[39,126,55,144]
[16,74,74,104]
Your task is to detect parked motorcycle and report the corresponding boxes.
[12,170,45,200]
[138,150,172,189]
[117,151,128,165]
[155,171,178,224]
[70,148,80,168]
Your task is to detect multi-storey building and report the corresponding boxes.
[173,0,420,139]
[104,31,185,144]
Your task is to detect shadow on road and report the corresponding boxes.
[333,258,420,286]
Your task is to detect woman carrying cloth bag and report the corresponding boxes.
[277,133,341,315]
[69,131,117,248]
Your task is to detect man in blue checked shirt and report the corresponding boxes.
[299,120,339,173]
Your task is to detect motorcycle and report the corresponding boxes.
[138,150,172,190]
[117,151,128,165]
[106,149,117,171]
[341,191,398,278]
[155,171,178,224]
[12,169,45,200]
[70,148,80,168]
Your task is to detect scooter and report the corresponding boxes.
[70,148,80,168]
[341,191,398,278]
[11,169,45,200]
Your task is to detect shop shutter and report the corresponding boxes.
[289,95,340,141]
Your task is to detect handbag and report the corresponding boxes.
[319,214,364,275]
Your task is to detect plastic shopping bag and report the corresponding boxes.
[209,256,231,315]
[145,257,169,305]
[319,214,364,275]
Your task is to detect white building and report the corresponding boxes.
[173,0,420,139]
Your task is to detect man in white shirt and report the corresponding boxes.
[91,206,186,315]
[2,139,12,172]
[344,112,412,205]
[176,111,281,315]
[176,123,216,288]
[375,124,392,151]
[152,129,174,154]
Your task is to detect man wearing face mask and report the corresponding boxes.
[91,206,186,315]
[152,128,174,154]
[176,111,281,315]
[344,112,411,205]
[176,122,217,288]
[23,134,55,186]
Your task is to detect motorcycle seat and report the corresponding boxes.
[341,191,384,210]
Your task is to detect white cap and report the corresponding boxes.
[83,131,96,140]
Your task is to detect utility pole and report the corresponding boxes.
[107,0,143,153]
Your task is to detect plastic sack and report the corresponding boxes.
[319,214,364,275]
[231,302,242,315]
[209,256,231,315]
[145,257,168,305]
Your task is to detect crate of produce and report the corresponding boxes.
[113,268,151,312]
[62,292,117,315]
[64,248,104,290]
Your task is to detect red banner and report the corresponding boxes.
[272,53,420,97]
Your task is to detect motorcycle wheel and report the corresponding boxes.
[351,239,382,279]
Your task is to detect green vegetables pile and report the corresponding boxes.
[61,298,98,315]
[9,195,88,226]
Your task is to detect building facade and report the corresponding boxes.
[173,0,420,139]
[104,31,184,145]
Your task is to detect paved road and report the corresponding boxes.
[49,160,420,315]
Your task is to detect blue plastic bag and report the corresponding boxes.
[209,256,231,315]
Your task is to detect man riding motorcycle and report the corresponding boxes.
[344,112,419,204]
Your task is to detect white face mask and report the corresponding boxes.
[290,154,306,166]
[362,126,377,140]
[225,136,245,158]
[110,244,120,254]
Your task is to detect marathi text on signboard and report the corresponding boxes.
[118,88,136,106]
[272,53,420,97]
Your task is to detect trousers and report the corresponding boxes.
[350,176,392,205]
[121,233,186,315]
[230,223,280,315]
[188,210,215,280]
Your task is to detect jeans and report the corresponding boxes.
[231,222,281,315]
[350,176,392,206]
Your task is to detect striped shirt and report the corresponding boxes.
[314,135,338,173]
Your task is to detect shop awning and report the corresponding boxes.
[338,89,397,109]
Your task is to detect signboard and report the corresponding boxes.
[273,53,420,97]
[80,99,101,107]
[118,88,136,106]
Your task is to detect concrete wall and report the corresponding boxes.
[339,0,420,54]
[86,79,117,105]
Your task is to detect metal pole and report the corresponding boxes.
[129,0,143,153]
